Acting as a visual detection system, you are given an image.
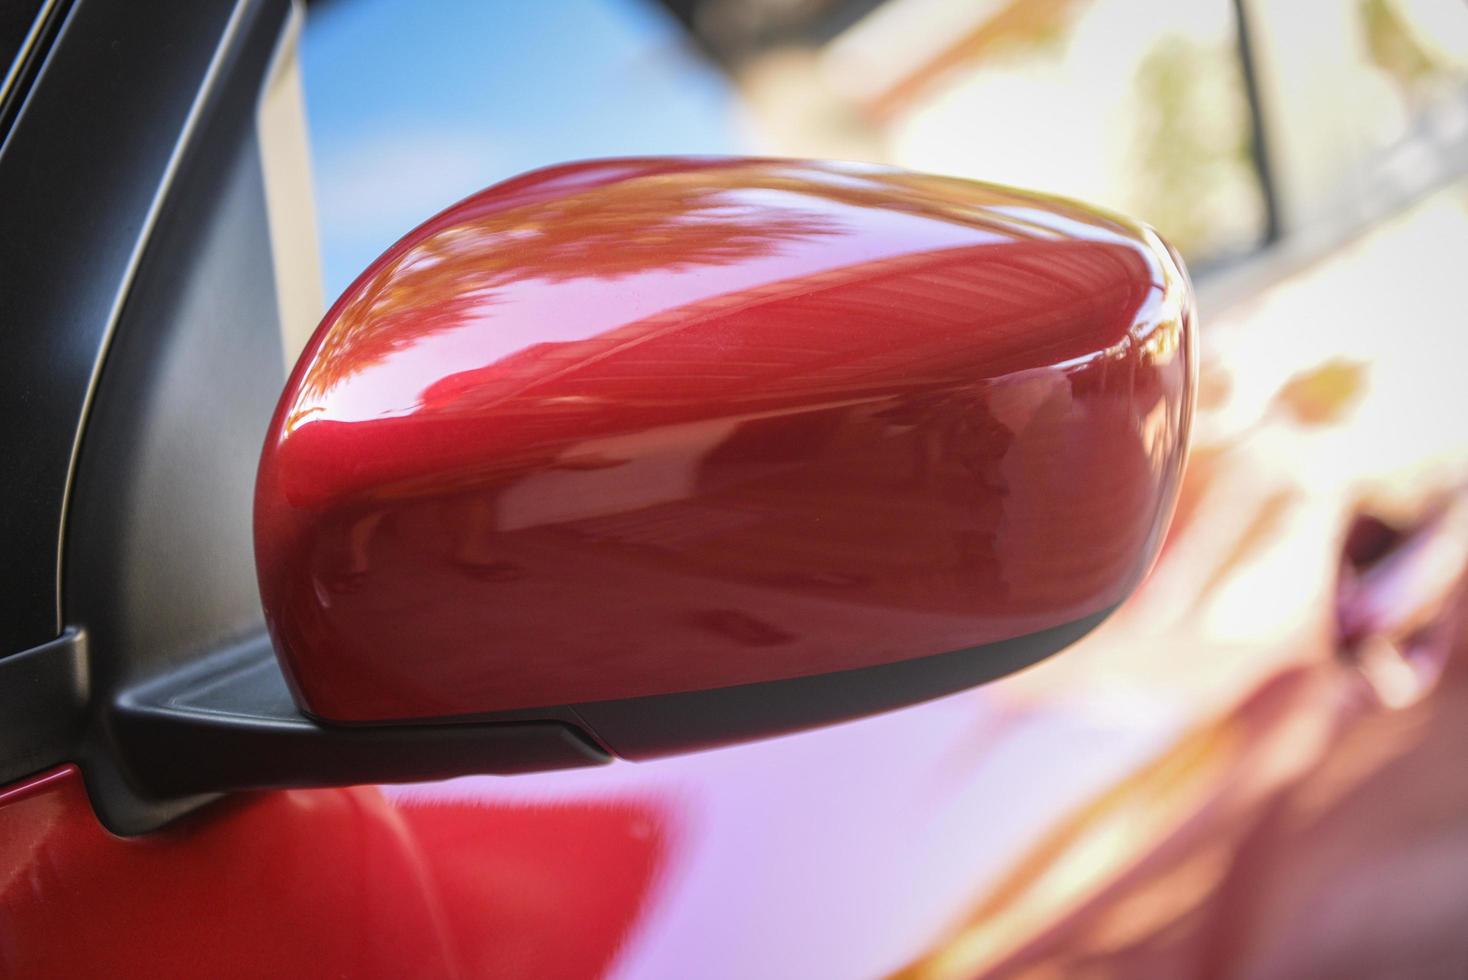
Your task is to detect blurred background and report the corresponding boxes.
[295,2,1468,976]
[300,0,1467,297]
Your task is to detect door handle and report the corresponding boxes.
[1335,493,1468,707]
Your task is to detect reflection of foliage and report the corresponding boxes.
[299,162,1117,403]
[1360,0,1451,99]
[1275,358,1367,426]
[1132,38,1260,261]
[982,0,1086,64]
[870,0,1089,118]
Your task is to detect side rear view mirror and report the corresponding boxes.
[118,158,1194,812]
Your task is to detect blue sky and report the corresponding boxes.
[302,0,751,298]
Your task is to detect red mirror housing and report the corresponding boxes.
[256,158,1194,752]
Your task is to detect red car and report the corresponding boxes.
[3,1,1466,976]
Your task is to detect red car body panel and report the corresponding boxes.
[0,765,666,978]
[255,158,1194,723]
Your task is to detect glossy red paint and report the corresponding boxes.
[256,158,1195,723]
[0,765,668,978]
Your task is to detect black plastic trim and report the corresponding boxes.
[574,607,1113,758]
[0,629,88,787]
[102,608,1104,832]
[0,0,71,144]
[1232,0,1282,245]
[0,0,247,658]
[112,635,607,804]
